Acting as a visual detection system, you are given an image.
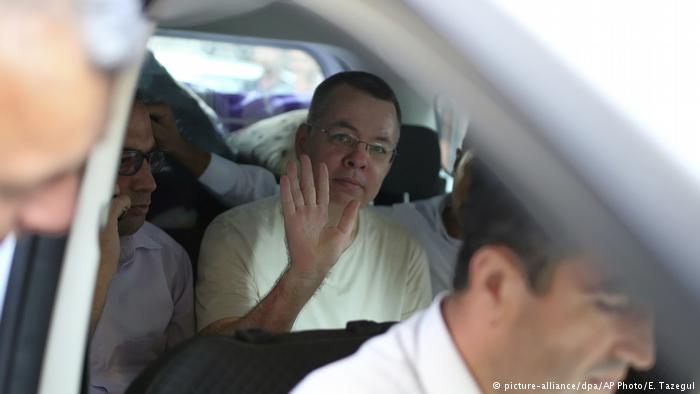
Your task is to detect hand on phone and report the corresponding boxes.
[111,185,131,222]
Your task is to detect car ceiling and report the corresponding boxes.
[147,0,276,27]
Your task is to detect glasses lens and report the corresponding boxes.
[119,151,142,176]
[148,150,165,173]
[118,149,165,176]
[329,132,355,147]
[367,143,388,155]
[326,131,396,163]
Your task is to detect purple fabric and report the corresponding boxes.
[212,91,311,132]
[89,222,194,394]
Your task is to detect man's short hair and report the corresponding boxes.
[453,160,564,293]
[307,71,402,126]
[134,88,146,103]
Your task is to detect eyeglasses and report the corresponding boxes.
[118,148,165,176]
[306,123,397,163]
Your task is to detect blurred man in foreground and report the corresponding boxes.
[0,2,111,239]
[294,160,655,394]
[0,0,119,320]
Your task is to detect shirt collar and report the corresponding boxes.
[0,233,16,262]
[415,292,483,394]
[131,223,162,250]
[0,233,17,320]
[118,223,161,267]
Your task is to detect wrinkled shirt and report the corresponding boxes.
[373,195,461,295]
[90,222,194,394]
[197,196,431,332]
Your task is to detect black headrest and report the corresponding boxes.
[374,124,444,205]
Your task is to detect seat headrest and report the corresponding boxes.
[374,124,444,205]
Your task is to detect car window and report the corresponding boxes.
[148,32,325,132]
[490,0,700,180]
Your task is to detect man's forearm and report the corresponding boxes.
[201,267,325,335]
[168,138,211,177]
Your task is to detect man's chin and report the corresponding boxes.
[117,215,145,236]
[329,191,367,208]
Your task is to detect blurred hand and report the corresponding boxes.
[146,102,212,177]
[281,155,359,281]
[146,103,183,154]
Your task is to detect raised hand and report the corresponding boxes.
[146,102,211,177]
[146,103,183,154]
[280,155,360,280]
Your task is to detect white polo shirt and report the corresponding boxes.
[196,196,432,331]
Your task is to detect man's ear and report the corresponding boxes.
[468,245,531,323]
[294,123,310,158]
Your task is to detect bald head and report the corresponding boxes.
[0,2,111,238]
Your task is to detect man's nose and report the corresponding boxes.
[131,161,157,192]
[342,143,369,169]
[616,309,656,371]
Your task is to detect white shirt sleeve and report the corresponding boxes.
[197,153,278,208]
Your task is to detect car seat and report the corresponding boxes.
[374,124,445,205]
[126,321,394,394]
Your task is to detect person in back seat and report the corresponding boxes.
[0,0,132,323]
[89,96,194,394]
[293,160,655,394]
[373,146,472,296]
[196,71,431,334]
[146,103,278,208]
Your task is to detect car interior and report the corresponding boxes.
[1,1,698,393]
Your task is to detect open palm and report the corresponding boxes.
[281,155,360,279]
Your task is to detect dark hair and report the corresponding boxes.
[307,71,402,126]
[453,160,564,293]
[133,88,147,105]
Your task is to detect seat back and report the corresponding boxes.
[374,124,444,205]
[126,321,393,394]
